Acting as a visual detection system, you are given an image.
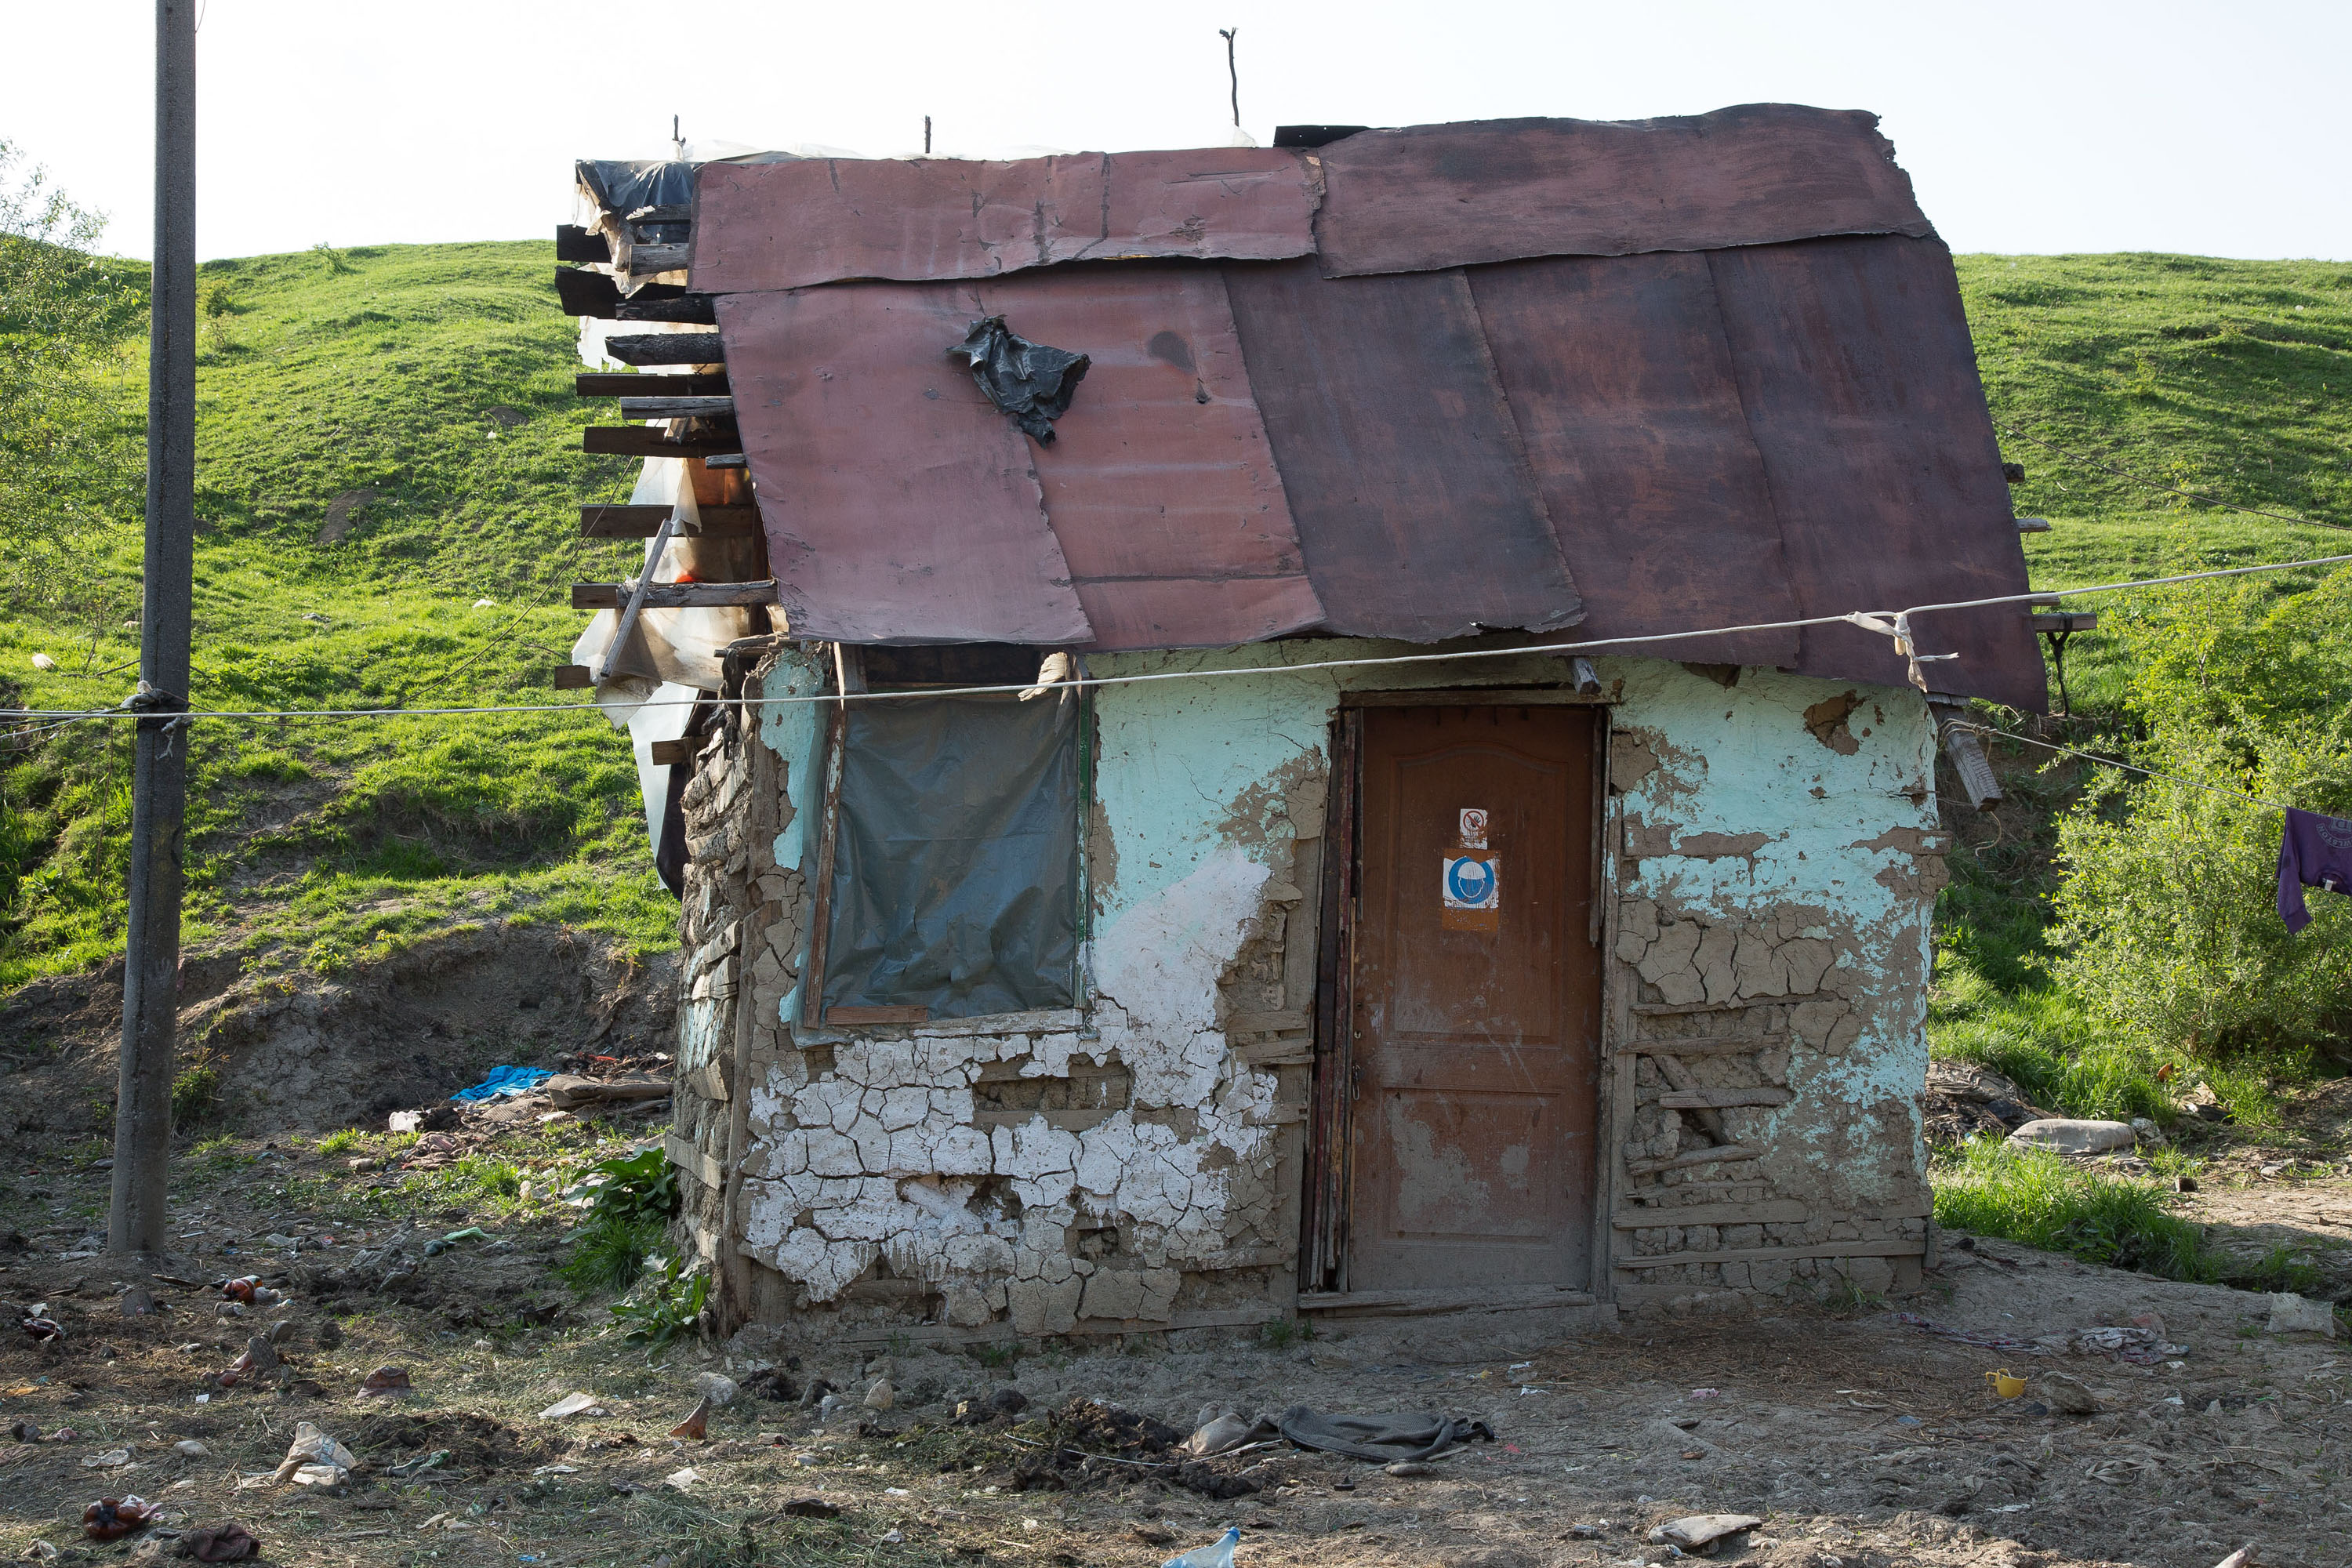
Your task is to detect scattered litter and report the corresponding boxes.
[2071,1325,2187,1364]
[1985,1370,2027,1399]
[81,1497,155,1541]
[270,1422,356,1486]
[20,1542,56,1562]
[662,1466,699,1492]
[530,1464,579,1476]
[1384,1461,1436,1477]
[669,1397,712,1441]
[539,1392,608,1420]
[451,1066,554,1104]
[1276,1406,1494,1464]
[1651,1515,1762,1549]
[1183,1413,1279,1457]
[1687,1388,1722,1400]
[177,1522,260,1562]
[1161,1524,1240,1568]
[118,1287,158,1318]
[358,1366,413,1399]
[82,1450,133,1468]
[879,1530,905,1545]
[20,1312,64,1342]
[385,1450,449,1479]
[422,1228,488,1258]
[2267,1293,2336,1338]
[387,1111,424,1134]
[2212,1549,2253,1568]
[1893,1312,2044,1356]
[30,653,56,671]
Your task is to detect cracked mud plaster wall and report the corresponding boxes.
[1608,662,1944,1306]
[710,643,1947,1332]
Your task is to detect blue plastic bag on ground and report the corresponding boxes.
[450,1065,553,1103]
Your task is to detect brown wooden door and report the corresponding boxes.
[1346,705,1601,1291]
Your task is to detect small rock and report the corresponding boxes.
[2128,1116,2168,1149]
[2008,1119,2136,1155]
[174,1439,211,1457]
[118,1288,157,1319]
[986,1387,1027,1415]
[314,1319,344,1350]
[692,1371,740,1408]
[265,1321,296,1346]
[1651,1515,1763,1549]
[2267,1292,2337,1338]
[214,1301,246,1319]
[358,1366,412,1398]
[862,1378,894,1411]
[2039,1372,2102,1416]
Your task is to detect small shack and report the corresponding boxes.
[553,105,2049,1342]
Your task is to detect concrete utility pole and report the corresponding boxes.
[109,0,198,1262]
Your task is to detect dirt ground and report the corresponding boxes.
[4,1122,2348,1568]
[5,964,2351,1568]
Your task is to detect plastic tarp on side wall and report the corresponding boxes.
[822,696,1080,1022]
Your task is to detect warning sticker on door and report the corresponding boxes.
[1441,852,1501,931]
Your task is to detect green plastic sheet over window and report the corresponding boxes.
[822,695,1080,1021]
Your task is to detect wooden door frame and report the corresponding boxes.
[1298,689,1618,1303]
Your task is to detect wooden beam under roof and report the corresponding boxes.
[575,372,729,397]
[604,332,723,366]
[572,579,776,611]
[583,426,740,459]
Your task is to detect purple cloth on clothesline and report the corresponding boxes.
[2278,808,2352,934]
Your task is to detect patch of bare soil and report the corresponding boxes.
[5,1103,2347,1568]
[0,925,676,1137]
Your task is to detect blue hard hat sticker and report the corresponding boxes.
[1441,855,1500,909]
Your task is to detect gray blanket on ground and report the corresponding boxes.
[1276,1406,1495,1463]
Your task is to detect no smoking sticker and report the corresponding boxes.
[1441,853,1500,931]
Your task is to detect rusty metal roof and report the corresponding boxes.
[689,104,2046,710]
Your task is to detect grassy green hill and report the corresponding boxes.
[0,241,673,987]
[2,242,2349,1004]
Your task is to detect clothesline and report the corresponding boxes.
[7,551,2350,731]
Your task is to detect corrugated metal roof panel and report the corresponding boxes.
[714,285,1093,646]
[966,265,1327,651]
[1222,260,1584,641]
[691,150,1316,295]
[1466,251,1802,668]
[1704,234,2044,710]
[1312,106,1932,278]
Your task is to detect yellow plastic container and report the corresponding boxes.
[1985,1369,2027,1399]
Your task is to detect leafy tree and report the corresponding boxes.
[0,141,143,597]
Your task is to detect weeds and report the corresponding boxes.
[314,1127,364,1156]
[191,1134,245,1171]
[1260,1316,1316,1349]
[1933,1137,2218,1283]
[557,1144,677,1294]
[611,1252,707,1348]
[170,1059,221,1129]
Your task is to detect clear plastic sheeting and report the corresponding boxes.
[569,457,754,728]
[822,695,1081,1022]
[628,679,701,869]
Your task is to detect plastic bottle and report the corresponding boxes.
[1161,1525,1240,1568]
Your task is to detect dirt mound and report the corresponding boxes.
[346,1409,554,1473]
[0,925,676,1137]
[1922,1060,2056,1147]
[1048,1396,1183,1457]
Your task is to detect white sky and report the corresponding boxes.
[7,0,2348,264]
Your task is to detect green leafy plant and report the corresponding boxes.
[1260,1316,1316,1349]
[611,1252,707,1348]
[1933,1137,2218,1283]
[315,1127,364,1156]
[557,1145,678,1294]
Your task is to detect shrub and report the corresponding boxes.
[2048,567,2352,1062]
[557,1145,677,1294]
